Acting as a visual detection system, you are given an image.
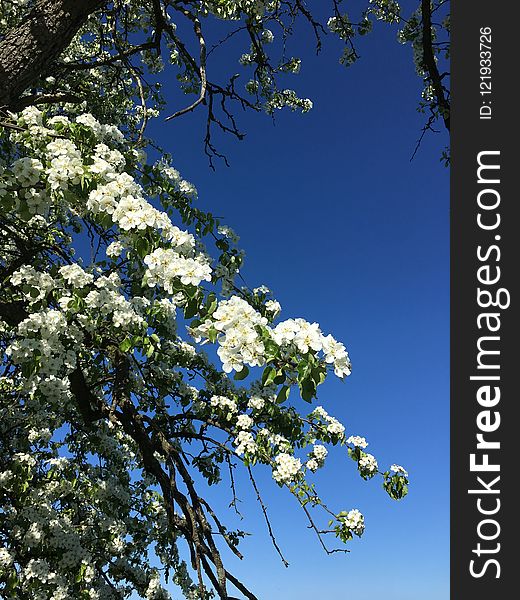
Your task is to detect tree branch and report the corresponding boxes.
[421,0,450,131]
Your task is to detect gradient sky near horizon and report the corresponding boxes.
[146,4,450,598]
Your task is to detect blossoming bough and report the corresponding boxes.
[0,0,445,598]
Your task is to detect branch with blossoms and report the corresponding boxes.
[0,105,409,599]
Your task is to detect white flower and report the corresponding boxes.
[312,444,328,461]
[248,396,265,411]
[12,157,44,187]
[310,406,346,438]
[106,241,124,258]
[311,406,329,420]
[24,187,51,215]
[19,106,43,127]
[306,458,319,472]
[254,285,270,295]
[76,113,103,137]
[236,414,253,430]
[10,265,54,302]
[326,417,345,436]
[192,296,267,373]
[48,115,70,127]
[265,299,281,317]
[13,452,37,467]
[45,139,84,190]
[24,558,53,582]
[302,99,313,112]
[24,522,44,546]
[210,395,237,420]
[261,29,274,43]
[59,264,94,288]
[272,318,323,353]
[322,334,351,377]
[340,509,365,536]
[293,320,323,353]
[307,445,328,472]
[346,435,368,449]
[271,318,299,345]
[58,296,73,311]
[144,248,211,291]
[217,225,240,243]
[390,464,408,476]
[234,431,257,456]
[145,571,169,600]
[272,453,302,484]
[359,453,378,474]
[0,547,14,568]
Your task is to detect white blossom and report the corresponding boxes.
[236,414,254,430]
[12,157,44,187]
[272,453,302,484]
[390,464,408,476]
[346,435,368,449]
[359,453,378,474]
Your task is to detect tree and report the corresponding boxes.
[0,1,444,598]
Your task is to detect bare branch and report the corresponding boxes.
[247,466,289,567]
[165,11,207,121]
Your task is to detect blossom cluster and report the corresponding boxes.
[210,395,238,420]
[192,296,268,373]
[358,453,378,477]
[191,295,352,382]
[339,509,365,537]
[346,435,368,449]
[311,406,346,437]
[234,431,257,456]
[10,265,54,304]
[272,453,302,484]
[272,319,352,378]
[86,172,177,238]
[6,309,78,378]
[306,444,328,472]
[144,248,212,291]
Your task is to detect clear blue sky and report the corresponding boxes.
[147,5,449,599]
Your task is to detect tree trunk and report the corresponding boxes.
[0,0,105,109]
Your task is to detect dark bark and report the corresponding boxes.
[0,0,106,109]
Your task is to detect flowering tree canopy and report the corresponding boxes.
[0,1,445,598]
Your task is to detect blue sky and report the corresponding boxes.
[147,5,449,599]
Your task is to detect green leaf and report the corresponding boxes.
[273,369,286,385]
[234,366,249,381]
[261,365,276,387]
[276,385,290,404]
[134,236,150,258]
[75,563,87,583]
[311,365,326,386]
[184,284,198,299]
[29,286,41,299]
[205,292,218,316]
[299,376,316,403]
[7,571,18,591]
[184,296,200,319]
[216,239,229,251]
[119,338,133,353]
